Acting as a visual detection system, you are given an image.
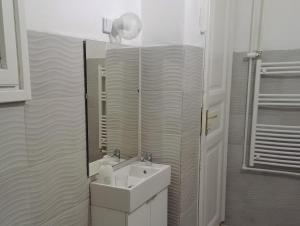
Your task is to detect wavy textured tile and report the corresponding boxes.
[40,199,89,226]
[106,90,139,131]
[0,31,89,226]
[182,91,202,133]
[180,46,203,226]
[0,103,27,175]
[183,46,203,93]
[107,129,138,158]
[106,47,139,91]
[141,132,181,226]
[141,45,203,226]
[28,31,84,100]
[141,46,184,91]
[0,170,32,226]
[181,129,199,213]
[142,91,182,135]
[28,152,88,225]
[25,96,86,166]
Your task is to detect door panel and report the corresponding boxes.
[206,97,225,136]
[199,0,233,225]
[207,0,228,92]
[202,99,225,226]
[205,142,222,226]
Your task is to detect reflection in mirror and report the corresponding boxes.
[0,0,7,69]
[84,40,139,176]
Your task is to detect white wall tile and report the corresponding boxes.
[141,45,203,226]
[27,152,88,225]
[142,91,183,135]
[0,170,32,226]
[0,103,27,175]
[40,200,89,226]
[141,46,184,92]
[25,96,86,167]
[0,31,89,226]
[28,31,84,100]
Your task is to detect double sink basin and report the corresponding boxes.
[90,162,171,213]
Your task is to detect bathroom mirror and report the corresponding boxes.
[84,40,139,176]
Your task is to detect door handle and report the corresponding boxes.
[205,110,219,135]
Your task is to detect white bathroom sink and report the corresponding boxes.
[128,164,161,178]
[90,162,171,213]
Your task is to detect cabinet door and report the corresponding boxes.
[0,0,19,86]
[92,206,126,226]
[150,189,168,226]
[128,203,150,226]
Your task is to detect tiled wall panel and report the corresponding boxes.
[40,199,89,226]
[0,104,27,175]
[141,46,184,92]
[0,168,32,226]
[28,32,84,100]
[0,31,89,226]
[141,45,203,226]
[25,97,86,167]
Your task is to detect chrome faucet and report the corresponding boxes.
[140,152,152,165]
[111,149,121,160]
[101,148,121,160]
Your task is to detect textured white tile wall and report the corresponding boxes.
[0,31,89,226]
[141,45,203,226]
[0,35,205,226]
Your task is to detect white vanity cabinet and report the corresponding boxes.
[90,162,171,226]
[0,0,31,103]
[92,189,168,226]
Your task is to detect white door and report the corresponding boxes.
[199,0,235,226]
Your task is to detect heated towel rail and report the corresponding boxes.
[99,66,107,152]
[248,60,300,175]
